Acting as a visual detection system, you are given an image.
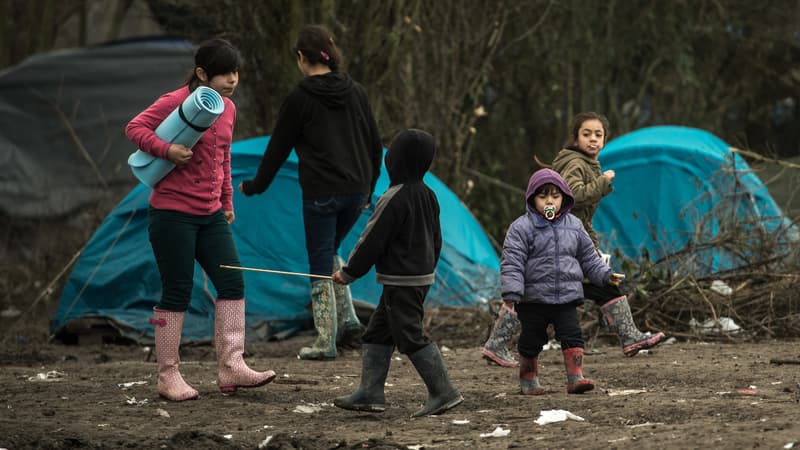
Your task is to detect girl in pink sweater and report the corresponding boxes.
[126,39,275,402]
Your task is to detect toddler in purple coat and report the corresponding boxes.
[501,168,624,395]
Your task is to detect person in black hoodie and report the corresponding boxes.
[331,129,463,418]
[240,25,382,360]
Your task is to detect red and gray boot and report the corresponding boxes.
[519,356,545,395]
[562,347,594,394]
[600,296,667,357]
[481,303,520,367]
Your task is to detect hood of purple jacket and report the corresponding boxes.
[525,168,575,216]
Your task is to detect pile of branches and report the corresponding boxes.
[615,172,800,341]
[628,271,800,341]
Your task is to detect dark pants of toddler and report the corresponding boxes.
[516,300,584,359]
[148,207,243,312]
[583,283,623,306]
[361,285,431,355]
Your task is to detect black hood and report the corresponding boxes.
[385,129,436,185]
[298,72,354,108]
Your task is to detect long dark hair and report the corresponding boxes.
[565,111,611,147]
[185,38,243,90]
[293,25,344,72]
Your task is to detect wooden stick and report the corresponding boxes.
[769,359,800,365]
[219,264,332,279]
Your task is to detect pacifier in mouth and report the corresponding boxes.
[544,205,556,220]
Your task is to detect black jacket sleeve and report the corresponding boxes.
[241,88,306,195]
[342,192,402,280]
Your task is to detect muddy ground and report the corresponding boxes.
[2,214,800,449]
[1,325,799,449]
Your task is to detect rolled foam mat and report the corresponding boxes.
[128,86,225,187]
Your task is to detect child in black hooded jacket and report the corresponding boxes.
[332,129,463,418]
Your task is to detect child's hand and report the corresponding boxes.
[608,272,625,286]
[332,270,348,285]
[167,143,193,165]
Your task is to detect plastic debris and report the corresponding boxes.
[542,339,561,351]
[451,419,470,425]
[155,408,170,418]
[293,404,322,414]
[0,306,21,318]
[223,435,232,440]
[27,371,65,382]
[258,436,273,449]
[606,388,647,396]
[124,396,148,406]
[117,381,148,388]
[710,280,733,295]
[628,422,664,428]
[535,409,585,425]
[689,317,742,335]
[480,426,511,438]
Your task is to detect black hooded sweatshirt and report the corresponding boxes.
[241,72,382,199]
[340,129,442,286]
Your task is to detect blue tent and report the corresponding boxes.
[52,136,500,343]
[594,125,796,272]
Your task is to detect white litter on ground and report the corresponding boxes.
[479,426,511,437]
[535,409,585,425]
[258,435,274,449]
[606,388,647,396]
[451,419,470,425]
[117,381,148,388]
[124,396,148,406]
[293,404,323,414]
[27,371,65,382]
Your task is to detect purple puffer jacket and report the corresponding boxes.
[501,169,611,305]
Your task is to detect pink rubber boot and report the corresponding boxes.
[215,299,276,393]
[149,308,199,401]
[563,347,594,394]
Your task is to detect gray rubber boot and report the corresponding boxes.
[600,296,667,357]
[481,303,520,367]
[334,344,394,412]
[298,280,337,360]
[333,255,365,349]
[408,343,463,417]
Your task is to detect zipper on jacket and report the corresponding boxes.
[551,221,560,302]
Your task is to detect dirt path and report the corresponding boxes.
[1,336,799,449]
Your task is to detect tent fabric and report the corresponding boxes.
[128,86,225,187]
[0,39,194,218]
[52,136,501,343]
[594,125,796,272]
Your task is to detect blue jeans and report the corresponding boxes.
[302,194,369,278]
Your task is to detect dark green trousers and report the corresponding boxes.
[148,207,243,311]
